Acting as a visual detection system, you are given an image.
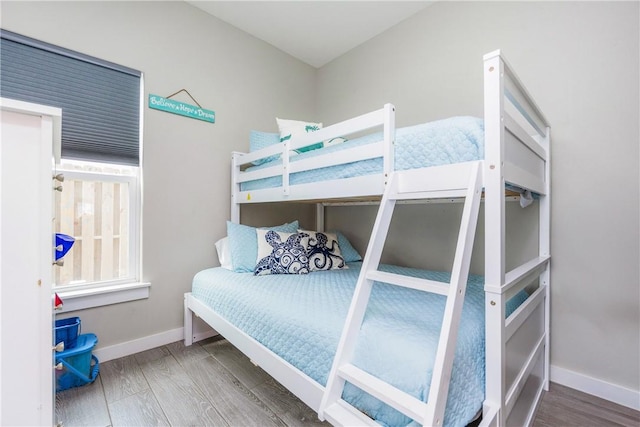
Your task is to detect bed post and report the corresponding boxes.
[483,50,507,427]
[316,203,325,232]
[184,293,194,346]
[382,103,395,186]
[540,127,551,392]
[231,151,241,223]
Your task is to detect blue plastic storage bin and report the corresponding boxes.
[55,333,99,392]
[55,317,81,350]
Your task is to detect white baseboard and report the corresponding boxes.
[550,365,640,411]
[93,328,185,363]
[92,327,219,363]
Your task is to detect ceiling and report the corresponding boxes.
[186,1,433,68]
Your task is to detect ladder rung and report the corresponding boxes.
[338,364,428,424]
[367,270,449,295]
[323,400,379,427]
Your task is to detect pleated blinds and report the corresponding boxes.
[0,29,141,166]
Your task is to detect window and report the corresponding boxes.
[54,160,140,289]
[1,29,146,310]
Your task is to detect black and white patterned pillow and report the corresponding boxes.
[254,230,310,276]
[301,230,346,272]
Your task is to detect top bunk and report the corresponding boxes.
[231,50,550,206]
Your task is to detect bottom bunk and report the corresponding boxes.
[184,262,531,427]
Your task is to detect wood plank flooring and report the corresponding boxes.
[56,336,325,427]
[533,382,639,427]
[56,337,640,427]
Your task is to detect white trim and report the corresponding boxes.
[0,97,62,116]
[550,365,640,411]
[53,165,142,293]
[93,327,184,363]
[55,281,150,313]
[94,327,217,364]
[0,97,63,165]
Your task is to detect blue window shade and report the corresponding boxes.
[0,29,141,166]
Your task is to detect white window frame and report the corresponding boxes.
[54,163,148,312]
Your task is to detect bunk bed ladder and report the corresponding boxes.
[319,161,483,427]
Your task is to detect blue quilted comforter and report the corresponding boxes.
[241,116,484,191]
[191,262,527,427]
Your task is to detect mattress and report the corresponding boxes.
[191,262,527,427]
[241,116,484,191]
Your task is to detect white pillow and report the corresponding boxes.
[276,117,323,155]
[299,230,347,271]
[214,237,232,270]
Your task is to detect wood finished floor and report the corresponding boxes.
[56,337,640,427]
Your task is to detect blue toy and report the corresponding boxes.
[55,233,75,261]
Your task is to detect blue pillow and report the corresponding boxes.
[249,131,281,165]
[227,220,299,272]
[335,231,362,263]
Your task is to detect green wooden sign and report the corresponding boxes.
[148,94,215,123]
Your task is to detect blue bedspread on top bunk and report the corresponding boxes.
[241,116,484,191]
[192,262,527,427]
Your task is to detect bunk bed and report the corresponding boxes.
[184,50,551,427]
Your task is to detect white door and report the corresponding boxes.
[0,98,61,426]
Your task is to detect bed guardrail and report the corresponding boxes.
[231,104,395,209]
[484,50,551,196]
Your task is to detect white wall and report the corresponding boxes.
[1,1,316,348]
[317,1,640,396]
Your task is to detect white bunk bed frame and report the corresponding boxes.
[184,50,551,427]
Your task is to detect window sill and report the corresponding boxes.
[55,282,150,313]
